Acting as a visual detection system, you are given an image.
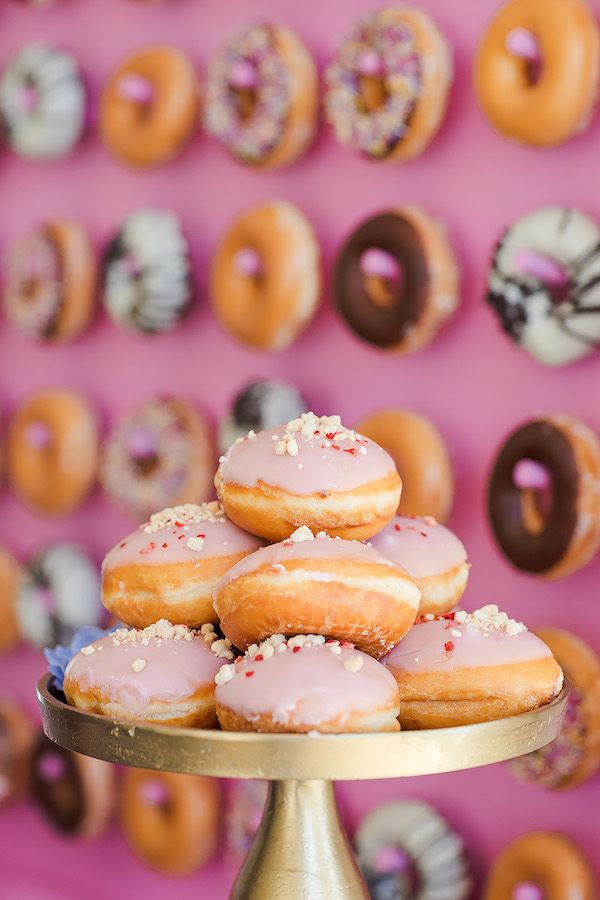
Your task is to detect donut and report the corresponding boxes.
[511,628,600,790]
[7,388,99,516]
[356,409,454,521]
[203,24,318,169]
[332,207,459,353]
[100,397,213,520]
[0,43,86,159]
[215,634,401,734]
[371,515,469,617]
[0,548,22,655]
[355,801,472,900]
[16,543,102,650]
[324,7,452,162]
[0,699,34,808]
[31,733,114,839]
[474,0,600,148]
[487,415,600,578]
[215,411,402,541]
[209,200,321,350]
[484,831,597,900]
[99,45,199,168]
[219,379,308,454]
[120,770,220,875]
[64,620,233,727]
[383,605,563,729]
[224,780,268,861]
[214,526,420,657]
[3,220,96,343]
[101,209,193,335]
[101,502,264,629]
[486,207,600,367]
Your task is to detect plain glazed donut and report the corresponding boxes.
[356,409,454,521]
[210,200,321,350]
[214,526,420,657]
[219,379,308,454]
[216,412,402,542]
[120,770,220,875]
[474,0,600,148]
[0,548,22,655]
[204,24,318,169]
[324,7,452,162]
[64,620,233,727]
[511,628,600,790]
[102,502,264,628]
[487,415,600,578]
[371,515,469,617]
[7,389,99,516]
[3,220,96,343]
[215,634,401,734]
[383,605,563,729]
[332,207,459,353]
[484,831,597,900]
[0,699,34,808]
[100,45,199,168]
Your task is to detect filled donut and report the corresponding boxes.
[101,397,213,520]
[0,43,86,159]
[487,415,600,578]
[383,605,563,729]
[216,411,402,541]
[210,200,321,350]
[332,207,459,353]
[511,628,600,790]
[120,770,220,875]
[371,515,469,617]
[203,23,318,169]
[7,388,99,516]
[99,45,199,168]
[101,209,192,335]
[356,408,454,521]
[215,634,401,734]
[214,526,420,657]
[484,831,596,900]
[64,620,233,727]
[324,7,452,162]
[219,379,308,454]
[487,207,600,367]
[0,547,22,655]
[0,699,34,808]
[102,502,264,628]
[475,0,600,147]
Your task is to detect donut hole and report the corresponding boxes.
[365,845,420,896]
[512,882,545,900]
[505,28,543,87]
[512,459,553,536]
[358,73,389,113]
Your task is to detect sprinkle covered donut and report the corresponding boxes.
[204,24,318,169]
[324,7,452,162]
[216,412,402,541]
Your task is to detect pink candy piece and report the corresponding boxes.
[25,420,52,450]
[512,883,544,900]
[17,85,38,114]
[374,845,412,874]
[234,247,263,278]
[38,753,67,782]
[513,459,551,492]
[118,74,154,105]
[514,249,569,287]
[357,50,383,76]
[229,60,259,90]
[139,778,170,806]
[359,247,402,282]
[126,425,158,460]
[505,28,541,62]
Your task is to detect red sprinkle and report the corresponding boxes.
[140,541,157,555]
[120,541,127,548]
[444,641,454,652]
[394,523,402,531]
[442,612,456,620]
[245,671,254,678]
[420,532,428,537]
[340,640,354,648]
[235,656,243,664]
[344,447,358,456]
[178,534,185,540]
[175,521,184,528]
[254,654,264,662]
[197,533,206,539]
[162,542,168,549]
[292,646,301,653]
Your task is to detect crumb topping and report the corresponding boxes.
[273,412,369,457]
[420,605,526,636]
[79,619,234,661]
[143,502,226,534]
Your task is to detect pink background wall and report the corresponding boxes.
[0,0,599,894]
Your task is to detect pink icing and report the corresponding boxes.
[383,617,551,674]
[512,459,551,491]
[118,73,154,104]
[371,516,467,580]
[24,421,52,450]
[359,247,402,282]
[505,28,541,63]
[216,644,398,726]
[514,249,568,286]
[233,247,263,277]
[512,885,544,900]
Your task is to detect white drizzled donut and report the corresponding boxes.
[102,210,192,335]
[0,44,86,160]
[487,207,600,366]
[218,379,308,453]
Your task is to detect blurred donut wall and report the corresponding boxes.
[1,0,600,896]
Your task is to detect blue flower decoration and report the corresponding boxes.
[44,626,119,692]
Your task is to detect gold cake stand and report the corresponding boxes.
[37,676,567,899]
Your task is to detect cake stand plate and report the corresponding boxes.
[37,677,567,899]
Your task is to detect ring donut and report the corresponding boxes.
[324,7,452,162]
[475,0,600,147]
[120,770,220,875]
[3,220,96,343]
[99,45,199,168]
[204,24,318,169]
[332,207,459,353]
[0,548,22,655]
[356,409,454,522]
[0,699,34,808]
[487,415,600,578]
[7,389,99,516]
[484,831,597,900]
[210,201,321,350]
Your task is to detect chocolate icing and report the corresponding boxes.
[333,212,429,348]
[31,733,84,834]
[488,420,579,573]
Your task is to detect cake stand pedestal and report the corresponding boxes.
[37,677,566,899]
